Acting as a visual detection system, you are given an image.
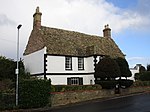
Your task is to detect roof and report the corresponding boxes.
[24,26,124,58]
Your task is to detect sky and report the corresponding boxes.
[0,0,150,68]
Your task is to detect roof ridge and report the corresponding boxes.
[41,26,103,38]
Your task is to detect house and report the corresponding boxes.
[23,7,124,85]
[129,64,142,81]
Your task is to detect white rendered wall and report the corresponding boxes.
[23,47,46,74]
[46,56,95,85]
[46,56,94,73]
[46,75,95,85]
[129,68,139,81]
[85,57,95,73]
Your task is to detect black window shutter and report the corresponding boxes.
[79,77,83,85]
[67,78,71,85]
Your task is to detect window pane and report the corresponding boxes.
[78,57,84,70]
[65,57,72,70]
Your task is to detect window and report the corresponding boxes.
[78,57,84,70]
[67,77,83,85]
[65,57,72,70]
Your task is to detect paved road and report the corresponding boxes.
[48,93,150,112]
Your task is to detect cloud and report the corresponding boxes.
[134,0,150,30]
[36,0,150,35]
[127,57,150,68]
[0,0,150,59]
[0,14,16,26]
[127,57,146,61]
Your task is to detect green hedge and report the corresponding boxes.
[0,93,15,110]
[118,79,133,88]
[51,85,102,92]
[19,79,51,109]
[95,80,118,89]
[139,72,150,81]
[133,81,150,86]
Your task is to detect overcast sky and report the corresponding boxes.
[0,0,150,67]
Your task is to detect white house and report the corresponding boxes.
[23,7,124,85]
[129,64,141,81]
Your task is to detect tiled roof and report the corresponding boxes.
[24,26,124,58]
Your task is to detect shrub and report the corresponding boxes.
[0,93,15,110]
[147,64,150,71]
[118,79,133,88]
[133,81,150,86]
[0,56,16,80]
[96,80,118,89]
[139,66,146,73]
[115,57,132,77]
[95,57,121,80]
[139,72,150,81]
[19,79,51,109]
[51,85,102,92]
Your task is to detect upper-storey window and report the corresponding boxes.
[78,57,84,70]
[65,57,72,70]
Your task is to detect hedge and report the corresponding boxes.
[95,80,118,89]
[133,81,150,86]
[118,79,133,88]
[51,85,102,92]
[19,79,51,109]
[139,72,150,81]
[0,93,15,110]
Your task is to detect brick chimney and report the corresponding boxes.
[33,6,42,29]
[103,24,111,38]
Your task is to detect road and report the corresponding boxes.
[48,93,150,112]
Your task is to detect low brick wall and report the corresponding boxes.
[51,86,150,107]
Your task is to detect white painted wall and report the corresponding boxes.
[85,57,95,73]
[129,68,139,81]
[46,56,94,73]
[24,51,96,85]
[23,47,46,74]
[46,75,95,85]
[46,55,95,85]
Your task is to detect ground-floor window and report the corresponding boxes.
[67,77,83,85]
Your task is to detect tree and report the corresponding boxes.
[115,57,132,78]
[139,72,150,81]
[0,56,30,81]
[18,60,30,80]
[0,56,16,80]
[134,73,141,80]
[147,64,150,71]
[95,57,121,80]
[139,66,146,73]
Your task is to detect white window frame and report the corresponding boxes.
[78,57,84,70]
[65,57,72,70]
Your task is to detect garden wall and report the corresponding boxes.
[51,86,150,107]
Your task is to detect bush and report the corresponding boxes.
[0,56,16,80]
[115,57,132,77]
[118,79,133,88]
[139,72,150,81]
[51,85,102,92]
[19,79,51,109]
[95,80,118,89]
[133,81,150,86]
[0,93,15,110]
[95,57,121,80]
